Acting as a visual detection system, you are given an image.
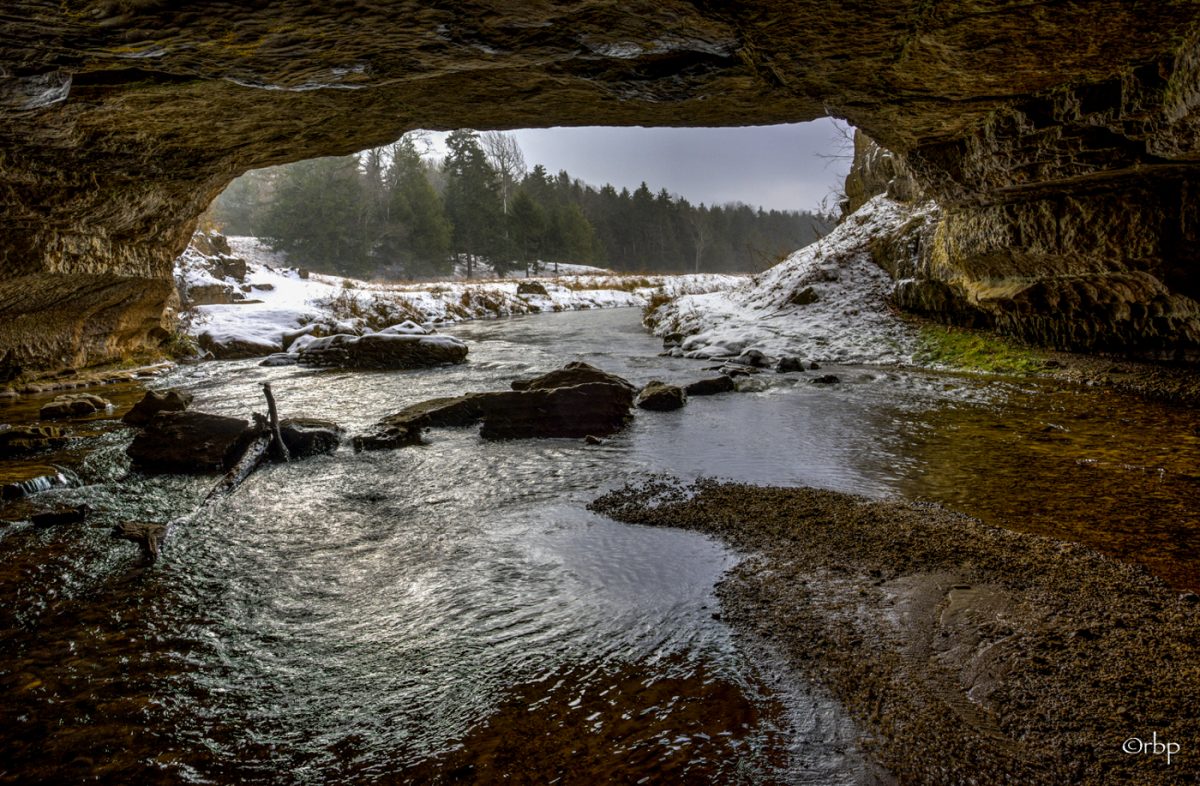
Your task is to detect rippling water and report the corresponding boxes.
[1,307,1197,784]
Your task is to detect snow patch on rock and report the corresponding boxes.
[647,196,925,365]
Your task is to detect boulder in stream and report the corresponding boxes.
[776,356,807,373]
[31,504,91,527]
[297,332,468,369]
[355,362,636,449]
[635,381,687,411]
[279,418,343,458]
[511,361,637,393]
[39,393,112,419]
[684,376,737,396]
[122,388,194,426]
[126,411,256,473]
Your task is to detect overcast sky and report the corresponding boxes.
[425,120,852,214]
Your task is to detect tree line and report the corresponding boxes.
[208,130,834,279]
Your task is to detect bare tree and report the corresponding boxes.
[481,131,526,215]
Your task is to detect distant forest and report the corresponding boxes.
[208,130,834,279]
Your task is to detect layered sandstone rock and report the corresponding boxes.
[2,2,1200,365]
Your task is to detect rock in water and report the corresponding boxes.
[298,333,468,369]
[635,381,687,411]
[511,361,637,392]
[31,504,91,527]
[684,376,737,396]
[122,388,194,426]
[0,425,67,457]
[279,418,343,458]
[39,393,111,419]
[126,412,256,473]
[776,356,807,373]
[735,349,770,368]
[478,383,635,440]
[811,374,841,385]
[112,521,167,563]
[355,363,637,448]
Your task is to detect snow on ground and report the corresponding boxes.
[180,236,741,356]
[647,196,926,365]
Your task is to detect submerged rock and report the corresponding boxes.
[635,381,687,411]
[31,504,91,527]
[126,412,256,473]
[0,425,67,457]
[122,388,194,426]
[811,374,841,385]
[39,393,111,420]
[297,333,468,369]
[684,376,737,396]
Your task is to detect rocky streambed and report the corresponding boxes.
[0,307,1197,784]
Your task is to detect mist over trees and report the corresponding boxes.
[208,130,834,279]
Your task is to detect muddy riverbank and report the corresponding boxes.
[591,477,1199,785]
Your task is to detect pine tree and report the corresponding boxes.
[258,155,369,276]
[443,130,505,277]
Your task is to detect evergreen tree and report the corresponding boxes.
[509,188,546,274]
[443,129,505,277]
[257,155,368,276]
[378,136,452,278]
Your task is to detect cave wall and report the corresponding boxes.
[3,1,1200,370]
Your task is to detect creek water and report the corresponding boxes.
[1,307,1197,785]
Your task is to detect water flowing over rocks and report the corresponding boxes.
[4,3,1200,367]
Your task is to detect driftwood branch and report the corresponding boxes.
[263,382,290,462]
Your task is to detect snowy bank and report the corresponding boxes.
[646,196,926,365]
[177,235,741,358]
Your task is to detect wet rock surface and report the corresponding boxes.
[126,412,255,473]
[38,393,111,420]
[635,381,687,411]
[278,418,342,458]
[0,425,67,457]
[121,388,193,426]
[297,333,468,369]
[356,363,636,448]
[590,478,1200,785]
[683,376,737,396]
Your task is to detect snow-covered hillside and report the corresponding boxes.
[176,235,741,358]
[646,196,927,365]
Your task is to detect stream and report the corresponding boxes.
[1,307,1197,784]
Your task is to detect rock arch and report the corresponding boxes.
[3,1,1200,370]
